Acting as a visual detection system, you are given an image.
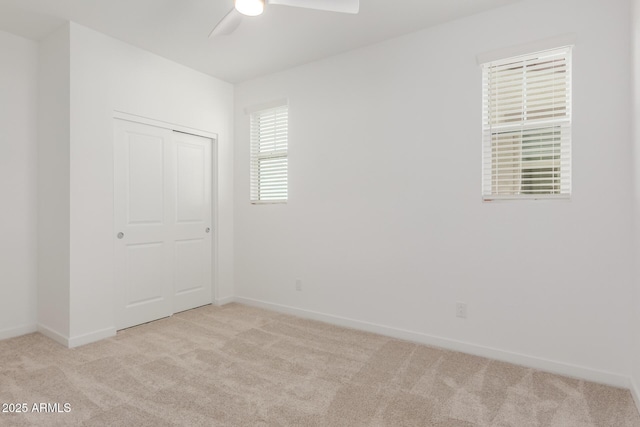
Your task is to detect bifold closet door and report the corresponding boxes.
[114,120,212,330]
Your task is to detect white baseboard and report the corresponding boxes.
[0,323,37,341]
[38,324,117,348]
[68,327,116,348]
[37,324,69,347]
[235,296,629,389]
[214,295,235,306]
[631,377,640,417]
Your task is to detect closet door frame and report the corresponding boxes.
[113,111,219,329]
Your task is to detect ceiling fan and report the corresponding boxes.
[209,0,360,38]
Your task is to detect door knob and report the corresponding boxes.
[205,227,211,233]
[117,232,124,239]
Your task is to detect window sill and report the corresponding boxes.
[483,194,571,202]
[250,200,288,205]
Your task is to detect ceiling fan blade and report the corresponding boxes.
[267,0,359,14]
[209,8,243,38]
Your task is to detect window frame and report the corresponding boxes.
[249,101,289,204]
[481,46,573,201]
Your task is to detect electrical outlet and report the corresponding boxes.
[456,302,467,319]
[295,279,302,291]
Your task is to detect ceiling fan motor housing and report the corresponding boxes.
[235,0,265,16]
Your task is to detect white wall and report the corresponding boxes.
[235,0,635,386]
[0,30,38,339]
[65,23,234,344]
[631,0,640,409]
[37,24,71,342]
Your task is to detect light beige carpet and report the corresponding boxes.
[0,303,638,426]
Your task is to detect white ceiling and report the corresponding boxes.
[0,0,524,83]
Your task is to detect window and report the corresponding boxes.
[250,103,288,203]
[481,46,572,200]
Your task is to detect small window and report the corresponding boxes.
[250,103,288,203]
[481,47,572,200]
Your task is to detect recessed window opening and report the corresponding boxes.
[481,46,572,200]
[250,103,289,203]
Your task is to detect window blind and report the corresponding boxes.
[482,47,572,200]
[250,104,288,202]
